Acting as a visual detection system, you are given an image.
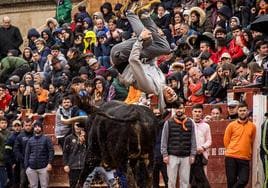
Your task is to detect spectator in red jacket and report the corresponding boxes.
[187,67,206,105]
[229,26,246,64]
[0,84,12,112]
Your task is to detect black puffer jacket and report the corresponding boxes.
[14,131,33,166]
[63,133,86,169]
[24,134,54,169]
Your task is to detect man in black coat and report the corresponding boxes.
[14,118,33,188]
[0,16,23,59]
[4,120,22,188]
[63,122,86,188]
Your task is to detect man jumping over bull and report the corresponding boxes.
[64,1,178,187]
[111,0,177,112]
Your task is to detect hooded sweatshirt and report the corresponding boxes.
[83,31,97,53]
[41,29,55,48]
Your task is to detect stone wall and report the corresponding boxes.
[0,0,84,48]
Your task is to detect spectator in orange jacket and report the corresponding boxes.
[224,102,256,188]
[33,83,49,114]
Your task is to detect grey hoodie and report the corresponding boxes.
[122,40,166,111]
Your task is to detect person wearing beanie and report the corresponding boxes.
[25,119,54,188]
[229,16,240,30]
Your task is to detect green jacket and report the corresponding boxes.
[0,129,10,166]
[0,56,27,78]
[56,0,72,25]
[112,78,128,101]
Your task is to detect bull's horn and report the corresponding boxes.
[61,116,88,125]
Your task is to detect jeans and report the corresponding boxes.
[225,157,250,188]
[111,12,170,66]
[26,167,49,188]
[167,155,190,188]
[0,166,7,188]
[69,169,81,188]
[98,56,111,69]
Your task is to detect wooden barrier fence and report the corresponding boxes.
[19,87,267,187]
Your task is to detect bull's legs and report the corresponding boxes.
[129,123,142,159]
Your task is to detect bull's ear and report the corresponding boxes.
[60,116,88,125]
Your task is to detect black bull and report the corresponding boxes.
[78,101,159,187]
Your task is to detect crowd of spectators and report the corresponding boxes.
[0,0,267,117]
[0,0,268,187]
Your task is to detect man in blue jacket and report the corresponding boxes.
[14,117,33,188]
[24,120,54,188]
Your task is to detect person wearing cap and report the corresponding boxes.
[0,117,10,187]
[63,122,86,188]
[227,100,239,119]
[44,44,67,73]
[25,120,54,188]
[46,57,69,87]
[14,118,33,188]
[224,102,256,188]
[4,120,22,187]
[182,9,190,23]
[220,52,232,64]
[86,57,107,78]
